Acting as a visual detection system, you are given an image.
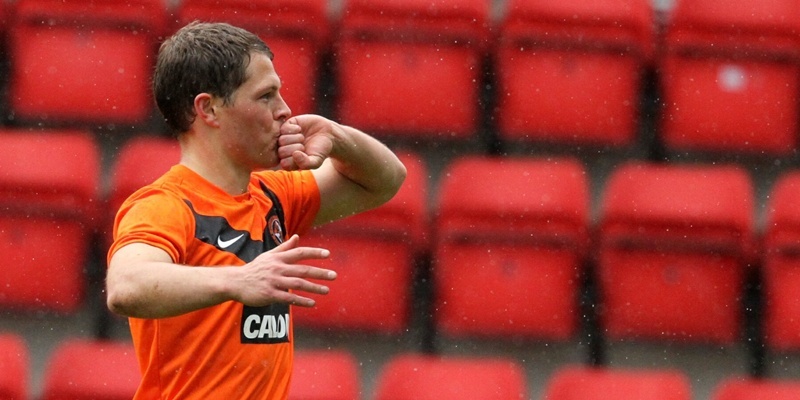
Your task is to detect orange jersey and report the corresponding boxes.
[108,165,320,400]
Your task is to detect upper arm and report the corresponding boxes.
[107,242,174,285]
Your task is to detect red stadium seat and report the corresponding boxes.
[0,129,100,313]
[432,156,589,340]
[762,171,800,351]
[293,152,428,334]
[106,135,180,245]
[41,339,140,400]
[9,0,167,126]
[0,333,28,400]
[659,0,800,155]
[543,365,692,400]
[289,349,360,400]
[597,162,755,343]
[496,0,655,147]
[334,0,490,140]
[373,353,527,400]
[712,376,800,400]
[176,0,330,115]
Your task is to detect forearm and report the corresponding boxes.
[328,124,407,205]
[107,245,238,319]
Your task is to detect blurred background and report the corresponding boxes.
[3,0,800,399]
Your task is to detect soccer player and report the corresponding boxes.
[106,21,406,399]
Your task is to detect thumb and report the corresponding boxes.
[274,234,300,251]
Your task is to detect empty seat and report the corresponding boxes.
[373,353,527,400]
[658,0,800,155]
[106,135,180,245]
[712,376,800,400]
[432,156,589,340]
[289,349,360,400]
[292,152,428,333]
[597,162,755,343]
[762,171,800,351]
[0,333,28,400]
[334,0,490,140]
[9,0,167,125]
[176,0,330,115]
[0,129,100,313]
[41,338,140,400]
[544,365,692,400]
[496,0,655,147]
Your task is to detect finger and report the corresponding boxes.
[268,290,316,307]
[278,132,304,146]
[281,277,331,294]
[292,265,337,281]
[272,234,300,251]
[279,119,301,135]
[277,143,305,160]
[278,247,332,265]
[292,151,324,170]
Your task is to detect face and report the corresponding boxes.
[215,52,291,171]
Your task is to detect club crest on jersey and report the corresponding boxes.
[268,215,284,245]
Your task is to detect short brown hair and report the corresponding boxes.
[153,21,273,135]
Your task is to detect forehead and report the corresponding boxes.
[241,52,281,91]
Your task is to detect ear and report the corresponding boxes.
[194,93,221,128]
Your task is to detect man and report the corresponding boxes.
[106,21,406,399]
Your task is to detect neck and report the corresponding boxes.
[178,135,251,196]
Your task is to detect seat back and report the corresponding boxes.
[176,0,330,114]
[544,365,692,400]
[106,136,180,245]
[658,0,800,155]
[762,171,800,350]
[9,0,167,125]
[373,353,527,400]
[292,152,428,333]
[335,0,491,139]
[597,161,755,343]
[41,339,140,400]
[496,0,655,147]
[712,377,800,400]
[0,333,28,400]
[289,349,360,400]
[433,156,589,340]
[0,129,100,312]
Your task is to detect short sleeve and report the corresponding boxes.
[108,187,195,265]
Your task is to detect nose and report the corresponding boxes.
[275,94,292,123]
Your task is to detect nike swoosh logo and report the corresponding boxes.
[217,233,245,249]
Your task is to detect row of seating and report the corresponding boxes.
[2,128,800,352]
[0,0,799,156]
[2,333,800,400]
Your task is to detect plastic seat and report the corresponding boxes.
[41,338,140,400]
[0,333,28,400]
[496,0,655,147]
[292,152,428,334]
[432,156,589,340]
[288,349,360,400]
[176,0,330,115]
[334,0,490,140]
[105,135,180,245]
[544,365,692,400]
[8,0,167,126]
[712,376,800,400]
[762,171,800,351]
[597,162,755,344]
[658,0,800,155]
[373,353,527,400]
[0,129,100,313]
